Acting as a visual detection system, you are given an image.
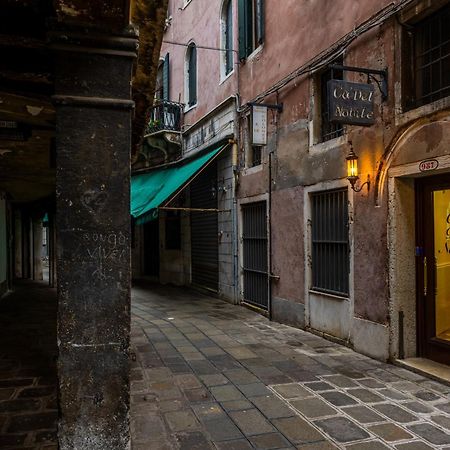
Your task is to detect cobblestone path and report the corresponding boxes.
[131,283,450,450]
[0,281,58,450]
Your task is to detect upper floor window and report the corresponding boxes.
[185,43,197,107]
[403,3,450,110]
[238,0,264,59]
[221,0,234,77]
[156,53,170,101]
[319,57,344,143]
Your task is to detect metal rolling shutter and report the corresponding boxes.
[190,161,218,291]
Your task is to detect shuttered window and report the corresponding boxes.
[162,53,170,101]
[238,0,264,59]
[187,43,197,106]
[311,189,349,297]
[225,0,234,75]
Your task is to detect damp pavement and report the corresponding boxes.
[0,281,58,450]
[131,283,450,450]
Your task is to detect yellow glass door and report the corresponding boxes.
[433,189,450,342]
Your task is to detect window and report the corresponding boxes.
[238,0,264,59]
[186,43,197,107]
[403,3,450,110]
[311,189,349,296]
[156,53,170,101]
[319,58,344,142]
[244,114,263,168]
[221,0,234,77]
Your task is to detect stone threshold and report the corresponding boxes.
[396,357,450,386]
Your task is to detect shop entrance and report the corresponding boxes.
[416,174,450,365]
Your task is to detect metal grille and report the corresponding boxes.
[311,189,349,296]
[191,162,218,291]
[242,201,268,309]
[321,58,344,142]
[146,101,182,135]
[413,4,450,108]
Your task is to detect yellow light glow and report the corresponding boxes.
[347,155,358,178]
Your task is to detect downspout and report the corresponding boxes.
[231,138,239,304]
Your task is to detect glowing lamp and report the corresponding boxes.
[346,145,370,193]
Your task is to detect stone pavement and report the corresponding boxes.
[0,281,58,450]
[131,283,450,450]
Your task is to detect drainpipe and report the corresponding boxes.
[231,138,239,305]
[268,150,273,320]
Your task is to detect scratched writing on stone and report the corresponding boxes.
[83,232,127,280]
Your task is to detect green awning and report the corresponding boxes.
[131,144,225,224]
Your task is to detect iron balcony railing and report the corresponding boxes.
[146,100,183,135]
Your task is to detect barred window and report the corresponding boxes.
[320,58,344,142]
[311,189,349,296]
[404,3,450,110]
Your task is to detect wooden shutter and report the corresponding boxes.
[188,45,197,106]
[256,0,264,45]
[162,53,170,101]
[238,0,247,59]
[225,1,233,73]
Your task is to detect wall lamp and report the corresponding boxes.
[346,145,370,193]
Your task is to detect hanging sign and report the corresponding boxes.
[328,80,375,126]
[252,105,267,145]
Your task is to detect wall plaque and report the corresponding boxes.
[328,80,375,126]
[252,105,267,145]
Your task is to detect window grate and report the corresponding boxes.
[412,4,450,108]
[242,202,268,309]
[311,189,349,296]
[320,59,344,142]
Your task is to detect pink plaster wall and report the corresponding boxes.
[162,0,238,121]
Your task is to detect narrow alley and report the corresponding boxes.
[130,284,450,450]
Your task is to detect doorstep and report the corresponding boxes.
[396,357,450,386]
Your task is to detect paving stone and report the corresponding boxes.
[342,405,385,424]
[419,380,450,394]
[389,381,422,393]
[395,442,434,450]
[199,374,229,387]
[7,412,57,432]
[273,416,323,444]
[319,391,358,407]
[202,416,244,441]
[431,415,450,430]
[437,402,450,414]
[248,432,292,449]
[201,347,226,357]
[175,431,213,449]
[0,434,27,447]
[290,397,337,418]
[226,346,259,360]
[323,375,358,388]
[346,388,384,403]
[304,382,335,392]
[407,423,450,445]
[175,374,202,390]
[221,399,254,412]
[357,378,385,389]
[335,368,366,379]
[211,384,245,402]
[373,403,417,423]
[214,439,254,450]
[225,369,260,385]
[414,391,441,402]
[159,399,187,412]
[402,401,433,414]
[314,417,370,443]
[368,423,413,441]
[272,383,312,399]
[377,389,408,401]
[164,410,201,432]
[238,383,271,398]
[251,395,295,419]
[229,409,275,436]
[296,441,339,449]
[346,441,390,449]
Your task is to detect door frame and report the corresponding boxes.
[416,173,450,364]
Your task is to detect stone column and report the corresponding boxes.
[52,30,137,449]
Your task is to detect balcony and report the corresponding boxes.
[145,100,183,136]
